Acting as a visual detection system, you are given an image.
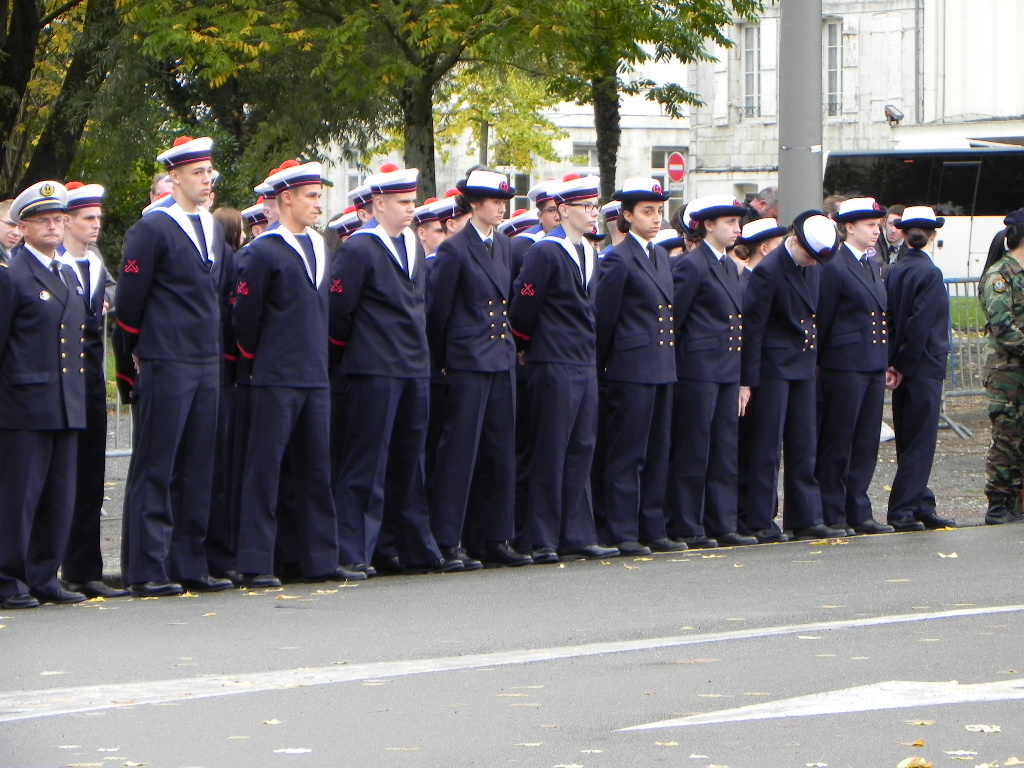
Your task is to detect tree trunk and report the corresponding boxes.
[477,118,488,167]
[399,76,437,201]
[0,0,43,192]
[591,65,621,202]
[23,0,117,184]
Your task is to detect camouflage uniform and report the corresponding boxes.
[980,254,1024,523]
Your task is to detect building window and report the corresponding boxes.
[512,172,531,212]
[741,25,761,118]
[825,21,842,116]
[571,144,600,169]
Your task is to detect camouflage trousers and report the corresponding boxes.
[984,368,1024,503]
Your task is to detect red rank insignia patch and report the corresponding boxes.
[520,283,535,296]
[124,259,139,274]
[330,279,343,294]
[236,281,249,295]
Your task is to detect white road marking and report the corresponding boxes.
[620,678,1024,731]
[1,604,1021,723]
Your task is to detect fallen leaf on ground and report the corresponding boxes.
[623,564,639,570]
[86,596,106,602]
[600,560,611,565]
[580,749,602,753]
[944,751,977,757]
[202,612,216,617]
[273,748,312,754]
[1005,757,1023,766]
[965,724,1001,733]
[938,553,958,558]
[557,563,565,568]
[40,670,64,675]
[515,743,542,747]
[227,736,250,740]
[552,764,583,768]
[726,617,746,621]
[887,579,912,583]
[123,762,147,767]
[912,739,925,747]
[634,557,654,561]
[744,692,771,696]
[275,595,300,600]
[907,720,935,726]
[513,685,545,689]
[499,693,528,698]
[385,747,420,752]
[312,589,337,595]
[733,564,745,568]
[539,724,558,728]
[263,719,283,725]
[57,745,81,749]
[689,756,709,760]
[798,636,822,640]
[702,554,725,559]
[96,747,120,752]
[654,741,678,746]
[698,694,724,698]
[896,758,932,768]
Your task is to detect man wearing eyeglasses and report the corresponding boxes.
[509,174,618,563]
[0,199,20,263]
[0,181,88,608]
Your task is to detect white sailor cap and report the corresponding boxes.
[456,169,515,199]
[413,197,460,227]
[600,201,621,221]
[497,209,540,237]
[652,228,687,251]
[612,177,669,203]
[550,174,600,204]
[527,179,558,206]
[685,194,744,227]
[267,160,326,192]
[10,180,68,223]
[142,192,174,216]
[834,197,887,223]
[241,202,268,227]
[895,205,944,230]
[327,206,362,235]
[156,136,214,169]
[366,163,418,195]
[736,217,787,247]
[65,182,105,210]
[793,209,840,263]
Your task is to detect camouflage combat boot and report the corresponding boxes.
[985,493,1024,525]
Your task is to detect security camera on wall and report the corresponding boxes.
[884,105,904,126]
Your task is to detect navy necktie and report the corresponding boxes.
[76,258,92,300]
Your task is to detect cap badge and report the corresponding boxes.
[652,183,662,195]
[40,183,55,197]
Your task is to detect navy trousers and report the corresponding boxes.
[888,374,942,522]
[516,362,600,552]
[61,383,106,583]
[204,381,237,575]
[430,369,516,548]
[334,375,441,566]
[817,369,885,527]
[600,381,671,543]
[745,376,824,531]
[0,430,77,598]
[667,379,740,537]
[122,359,219,584]
[236,386,338,577]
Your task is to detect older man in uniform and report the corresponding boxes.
[56,182,129,598]
[0,199,20,263]
[816,198,897,535]
[510,175,618,563]
[0,181,87,608]
[330,165,461,575]
[116,136,233,596]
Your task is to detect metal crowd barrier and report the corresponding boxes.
[104,314,133,458]
[942,277,986,439]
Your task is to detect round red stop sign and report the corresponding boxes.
[667,152,686,183]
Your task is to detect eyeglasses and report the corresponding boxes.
[2,220,16,228]
[564,202,599,212]
[539,206,558,215]
[23,215,65,227]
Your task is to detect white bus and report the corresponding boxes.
[823,145,1024,279]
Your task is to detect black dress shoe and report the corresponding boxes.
[791,524,847,541]
[240,573,282,588]
[33,586,87,604]
[889,518,926,532]
[852,519,895,535]
[211,570,244,586]
[344,563,378,578]
[844,526,859,536]
[406,558,464,574]
[645,537,687,552]
[65,580,130,598]
[479,541,532,567]
[440,546,483,571]
[323,565,368,581]
[371,555,405,575]
[275,562,304,584]
[751,528,789,543]
[561,544,619,560]
[531,547,559,564]
[611,541,652,556]
[713,532,758,546]
[681,535,719,549]
[181,575,234,593]
[919,514,956,530]
[129,581,184,597]
[1,593,39,609]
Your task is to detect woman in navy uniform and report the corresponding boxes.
[330,165,461,575]
[509,175,618,563]
[885,206,956,531]
[593,178,684,555]
[740,211,847,542]
[115,136,233,597]
[426,170,531,568]
[667,195,758,548]
[816,198,897,535]
[0,181,87,608]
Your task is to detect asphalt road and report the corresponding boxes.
[3,524,1024,768]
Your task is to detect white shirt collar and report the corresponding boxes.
[629,231,651,252]
[471,221,494,242]
[24,243,57,270]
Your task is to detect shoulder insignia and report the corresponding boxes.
[993,276,1008,293]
